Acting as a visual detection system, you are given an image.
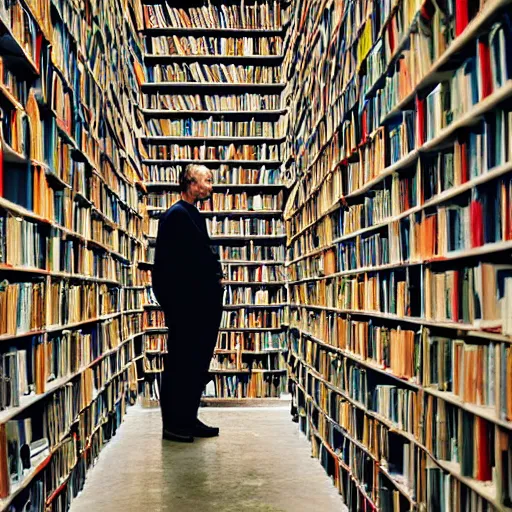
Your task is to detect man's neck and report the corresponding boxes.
[181,192,196,205]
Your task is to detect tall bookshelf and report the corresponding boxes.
[282,0,512,510]
[0,0,148,509]
[139,0,291,402]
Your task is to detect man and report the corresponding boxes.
[152,164,223,442]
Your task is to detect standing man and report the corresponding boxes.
[152,164,223,442]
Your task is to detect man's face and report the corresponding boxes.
[192,169,214,201]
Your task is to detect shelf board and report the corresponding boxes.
[200,397,289,407]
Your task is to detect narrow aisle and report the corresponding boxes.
[70,405,344,512]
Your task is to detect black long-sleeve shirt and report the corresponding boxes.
[152,200,222,313]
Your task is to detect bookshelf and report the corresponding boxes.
[0,0,147,508]
[282,0,512,510]
[140,0,290,401]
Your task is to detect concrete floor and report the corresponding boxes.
[70,405,345,512]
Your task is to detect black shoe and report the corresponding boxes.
[193,418,219,437]
[162,426,194,443]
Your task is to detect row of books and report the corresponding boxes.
[289,35,512,225]
[143,2,286,30]
[144,165,282,185]
[206,191,284,211]
[290,343,512,508]
[367,14,512,128]
[143,93,282,111]
[292,316,512,423]
[217,331,286,352]
[291,131,504,241]
[223,265,286,283]
[145,143,281,161]
[221,309,285,329]
[288,128,511,264]
[207,372,286,399]
[123,288,143,311]
[0,279,126,337]
[289,262,512,332]
[305,370,511,509]
[0,212,144,273]
[205,218,286,237]
[3,219,282,273]
[143,309,165,329]
[147,63,282,84]
[2,163,142,251]
[210,351,285,371]
[1,354,137,499]
[147,35,283,57]
[144,333,167,353]
[288,180,511,277]
[223,285,286,305]
[217,243,286,262]
[146,118,283,138]
[146,191,283,212]
[143,353,165,373]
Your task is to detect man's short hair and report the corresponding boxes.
[179,164,208,192]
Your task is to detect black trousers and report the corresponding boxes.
[160,293,222,429]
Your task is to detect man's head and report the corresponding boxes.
[179,164,214,202]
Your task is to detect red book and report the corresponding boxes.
[475,417,492,481]
[460,138,469,184]
[470,192,484,247]
[415,96,425,146]
[361,108,368,142]
[35,33,43,73]
[477,37,493,99]
[455,0,469,36]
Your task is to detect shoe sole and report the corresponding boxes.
[162,431,194,442]
[192,430,219,438]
